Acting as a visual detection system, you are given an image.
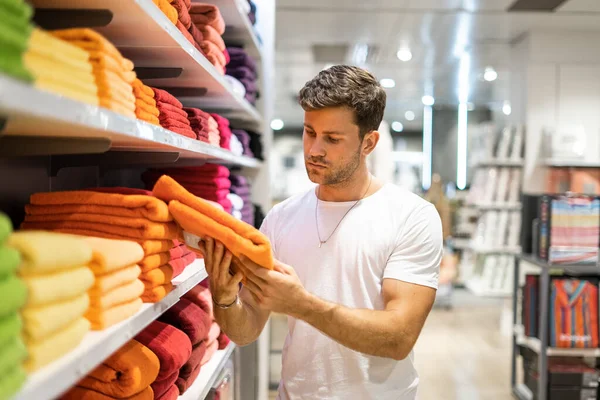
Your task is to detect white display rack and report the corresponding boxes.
[0,76,261,168]
[465,279,511,298]
[474,159,524,168]
[29,0,262,124]
[514,325,600,357]
[13,260,208,400]
[543,158,600,168]
[180,342,237,400]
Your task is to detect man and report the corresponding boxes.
[199,65,442,399]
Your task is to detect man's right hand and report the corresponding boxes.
[198,237,244,306]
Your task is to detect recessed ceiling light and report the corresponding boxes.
[270,119,284,130]
[405,111,415,121]
[422,95,435,106]
[380,78,396,88]
[502,101,512,116]
[396,48,412,62]
[483,67,498,82]
[391,121,404,132]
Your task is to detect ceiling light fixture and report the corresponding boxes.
[391,121,404,132]
[502,101,512,116]
[396,48,412,62]
[483,66,498,82]
[380,78,396,88]
[422,95,435,106]
[270,119,284,131]
[405,111,415,121]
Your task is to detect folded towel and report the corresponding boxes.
[23,266,94,307]
[140,265,173,287]
[152,0,178,24]
[0,365,26,400]
[189,4,226,35]
[160,118,194,132]
[86,297,143,330]
[132,78,155,98]
[0,213,12,243]
[7,230,92,275]
[0,313,22,348]
[201,339,219,366]
[218,332,231,350]
[84,237,145,275]
[90,265,141,296]
[176,361,201,394]
[227,66,257,81]
[25,317,90,371]
[135,99,160,117]
[157,101,189,116]
[136,110,161,126]
[166,126,198,139]
[182,285,213,316]
[159,111,190,126]
[89,51,135,85]
[77,339,159,398]
[152,88,183,108]
[159,298,211,345]
[139,252,171,273]
[51,28,122,64]
[98,98,136,119]
[61,385,154,400]
[151,370,178,399]
[0,336,27,376]
[207,321,220,343]
[199,40,227,68]
[171,0,192,28]
[141,283,172,303]
[169,251,196,278]
[142,169,231,188]
[89,279,144,310]
[198,24,225,51]
[22,292,89,341]
[93,70,135,101]
[135,320,192,380]
[29,190,172,222]
[152,176,273,270]
[0,274,27,318]
[180,341,207,376]
[169,243,187,259]
[27,28,93,73]
[156,384,179,400]
[0,246,20,278]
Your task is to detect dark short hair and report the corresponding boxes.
[298,65,387,139]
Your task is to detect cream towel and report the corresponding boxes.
[89,279,144,310]
[23,266,94,307]
[85,298,143,330]
[28,28,92,72]
[90,265,141,295]
[85,237,144,275]
[22,292,89,341]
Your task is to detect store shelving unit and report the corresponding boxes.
[181,342,237,400]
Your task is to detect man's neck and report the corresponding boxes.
[317,167,378,202]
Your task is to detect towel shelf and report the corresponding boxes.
[180,342,237,400]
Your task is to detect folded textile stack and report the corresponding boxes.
[24,28,98,106]
[151,87,197,140]
[184,107,219,144]
[226,47,258,105]
[229,173,254,225]
[211,113,233,150]
[142,165,233,213]
[0,0,33,81]
[61,339,159,400]
[152,175,274,270]
[51,28,136,118]
[84,237,145,330]
[232,129,254,158]
[0,214,27,398]
[153,0,178,24]
[189,3,227,74]
[133,79,160,125]
[8,231,94,371]
[21,188,179,303]
[229,135,244,157]
[169,240,197,278]
[135,320,192,400]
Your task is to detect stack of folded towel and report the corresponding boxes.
[0,0,33,82]
[166,0,202,54]
[232,129,254,158]
[20,188,179,303]
[142,165,233,213]
[133,79,160,125]
[0,214,27,399]
[184,107,218,143]
[51,28,137,119]
[153,0,178,25]
[136,321,192,400]
[229,173,254,225]
[229,134,244,157]
[24,28,98,106]
[8,231,94,372]
[189,4,227,74]
[211,113,233,150]
[152,87,197,140]
[62,339,159,400]
[84,237,145,330]
[169,240,197,278]
[226,47,258,105]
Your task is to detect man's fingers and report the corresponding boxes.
[237,262,266,287]
[274,262,293,275]
[204,237,214,269]
[229,271,244,287]
[239,255,270,279]
[243,278,263,297]
[218,251,233,284]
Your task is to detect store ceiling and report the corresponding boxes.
[274,0,600,131]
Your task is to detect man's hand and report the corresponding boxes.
[237,255,309,316]
[198,237,244,305]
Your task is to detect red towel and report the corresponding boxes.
[160,119,193,131]
[182,285,213,317]
[218,332,230,350]
[176,362,201,394]
[201,339,219,366]
[188,22,204,47]
[207,321,220,343]
[152,88,183,108]
[176,20,201,51]
[157,102,189,117]
[170,251,197,278]
[198,25,225,51]
[159,298,211,345]
[141,171,231,189]
[166,126,197,139]
[180,341,207,376]
[135,320,192,380]
[171,0,191,29]
[189,4,226,35]
[160,112,190,126]
[184,107,211,120]
[156,384,179,400]
[151,370,178,399]
[169,243,187,259]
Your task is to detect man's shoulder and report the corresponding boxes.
[378,183,433,215]
[268,188,315,218]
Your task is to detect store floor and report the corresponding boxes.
[269,289,512,400]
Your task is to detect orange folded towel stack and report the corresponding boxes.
[189,4,227,74]
[84,237,145,330]
[133,79,160,126]
[50,28,137,119]
[153,0,178,25]
[20,187,180,303]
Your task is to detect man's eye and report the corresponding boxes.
[328,137,339,143]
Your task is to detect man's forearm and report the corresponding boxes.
[214,289,265,346]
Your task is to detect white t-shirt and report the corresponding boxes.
[260,183,443,400]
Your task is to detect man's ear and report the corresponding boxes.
[362,130,380,155]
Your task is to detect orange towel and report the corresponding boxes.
[62,386,154,400]
[152,0,178,24]
[88,51,135,82]
[135,99,160,117]
[21,221,179,240]
[76,339,159,398]
[90,265,142,295]
[51,29,123,63]
[134,94,158,109]
[100,100,137,119]
[140,265,173,288]
[139,252,171,273]
[141,283,172,303]
[25,204,171,223]
[133,79,155,98]
[86,297,143,330]
[29,190,171,222]
[137,112,161,126]
[199,40,226,69]
[189,4,226,35]
[85,237,145,275]
[89,279,145,310]
[198,25,225,51]
[152,175,273,270]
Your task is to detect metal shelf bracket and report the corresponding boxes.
[49,151,181,176]
[33,9,114,29]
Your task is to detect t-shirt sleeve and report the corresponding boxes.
[383,204,442,289]
[259,208,278,259]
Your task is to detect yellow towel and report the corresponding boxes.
[22,292,89,341]
[8,231,93,276]
[85,298,143,330]
[88,50,135,83]
[35,78,100,106]
[28,28,92,73]
[24,52,97,90]
[23,266,94,307]
[85,237,145,275]
[50,28,123,63]
[99,99,137,119]
[24,317,90,372]
[93,68,136,103]
[90,265,141,295]
[89,279,144,310]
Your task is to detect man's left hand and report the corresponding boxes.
[236,255,308,316]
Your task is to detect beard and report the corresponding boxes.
[305,148,361,186]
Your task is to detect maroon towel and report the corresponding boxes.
[171,0,191,29]
[160,119,193,131]
[201,339,219,366]
[188,22,204,46]
[176,362,202,394]
[135,320,192,380]
[182,285,213,316]
[207,321,220,343]
[152,88,183,108]
[152,370,178,399]
[177,20,200,51]
[218,332,230,350]
[184,107,211,120]
[181,341,207,376]
[156,383,179,400]
[157,102,188,116]
[170,251,197,278]
[160,112,190,126]
[159,298,211,345]
[163,126,197,139]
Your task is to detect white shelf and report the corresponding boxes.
[180,342,236,400]
[469,202,522,211]
[30,0,262,124]
[544,158,600,168]
[465,279,511,298]
[13,260,208,400]
[474,159,524,168]
[0,76,261,169]
[514,325,600,357]
[469,245,522,255]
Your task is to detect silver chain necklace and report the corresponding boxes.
[315,175,372,248]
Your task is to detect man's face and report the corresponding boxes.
[303,106,364,186]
